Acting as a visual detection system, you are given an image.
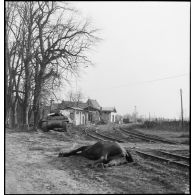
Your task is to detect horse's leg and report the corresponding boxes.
[104,152,134,167]
[89,154,109,168]
[125,151,133,162]
[58,146,89,157]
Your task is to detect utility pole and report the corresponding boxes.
[134,106,137,122]
[75,77,78,93]
[180,89,184,128]
[50,98,54,113]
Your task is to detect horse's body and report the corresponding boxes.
[59,141,133,167]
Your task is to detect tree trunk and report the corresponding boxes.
[10,107,15,129]
[22,5,33,130]
[22,37,32,129]
[22,71,30,130]
[5,27,10,127]
[10,99,19,129]
[33,109,40,130]
[33,96,40,130]
[6,108,11,128]
[22,103,29,130]
[10,103,17,129]
[33,65,44,130]
[14,99,18,128]
[33,81,42,130]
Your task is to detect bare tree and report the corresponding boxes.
[5,2,25,128]
[16,2,40,128]
[5,1,100,130]
[31,2,99,129]
[66,90,75,102]
[66,90,85,105]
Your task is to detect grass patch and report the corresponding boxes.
[181,139,190,145]
[178,133,189,138]
[29,146,45,151]
[137,120,190,132]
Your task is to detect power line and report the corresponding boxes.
[87,73,189,92]
[139,73,189,84]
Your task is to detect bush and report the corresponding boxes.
[96,120,106,125]
[143,121,158,128]
[139,120,190,131]
[123,118,130,124]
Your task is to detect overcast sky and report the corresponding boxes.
[58,1,190,119]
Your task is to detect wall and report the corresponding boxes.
[74,110,86,125]
[101,111,117,123]
[101,112,111,123]
[110,112,117,122]
[61,109,86,125]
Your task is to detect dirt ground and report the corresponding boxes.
[5,126,190,194]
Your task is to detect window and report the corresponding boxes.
[70,113,74,120]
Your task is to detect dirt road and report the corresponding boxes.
[5,128,189,194]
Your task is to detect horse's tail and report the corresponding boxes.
[125,150,133,162]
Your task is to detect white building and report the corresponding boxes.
[60,107,87,125]
[101,107,117,123]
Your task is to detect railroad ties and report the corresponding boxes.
[84,128,189,169]
[119,127,179,145]
[86,132,107,141]
[136,150,189,169]
[93,131,126,143]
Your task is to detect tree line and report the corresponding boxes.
[5,1,99,130]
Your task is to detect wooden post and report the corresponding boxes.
[180,89,184,128]
[50,99,54,113]
[134,106,137,122]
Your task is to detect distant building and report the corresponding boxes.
[42,99,117,126]
[101,107,117,123]
[60,106,86,126]
[85,99,101,124]
[42,99,101,125]
[56,101,87,125]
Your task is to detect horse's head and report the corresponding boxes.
[125,150,133,162]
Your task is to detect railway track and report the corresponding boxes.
[136,150,190,168]
[85,131,107,141]
[84,129,189,169]
[119,127,179,145]
[92,130,126,143]
[156,150,190,163]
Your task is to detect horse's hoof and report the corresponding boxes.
[87,163,93,168]
[87,163,105,169]
[131,162,138,165]
[96,163,105,168]
[58,152,64,157]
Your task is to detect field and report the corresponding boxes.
[5,123,190,194]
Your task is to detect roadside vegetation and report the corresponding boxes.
[5,1,100,130]
[139,120,190,132]
[6,123,190,194]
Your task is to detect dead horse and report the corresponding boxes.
[58,141,133,168]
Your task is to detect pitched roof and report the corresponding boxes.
[101,107,117,113]
[77,102,88,109]
[69,107,84,111]
[47,99,102,111]
[86,99,101,110]
[59,101,87,110]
